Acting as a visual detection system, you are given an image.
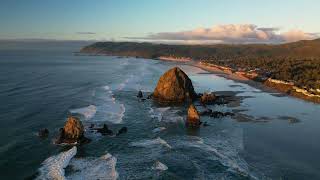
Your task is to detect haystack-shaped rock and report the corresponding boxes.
[187,104,200,127]
[153,67,197,102]
[56,116,88,144]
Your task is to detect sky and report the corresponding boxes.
[0,0,319,44]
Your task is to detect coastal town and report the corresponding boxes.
[198,61,320,102]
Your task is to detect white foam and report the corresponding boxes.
[149,107,170,121]
[149,107,184,123]
[116,74,152,92]
[70,105,97,120]
[103,85,110,90]
[180,136,251,177]
[152,127,166,133]
[152,161,168,171]
[66,153,118,180]
[37,146,77,180]
[99,86,126,124]
[104,103,125,124]
[130,137,172,149]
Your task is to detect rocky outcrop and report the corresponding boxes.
[153,67,197,103]
[55,116,89,144]
[186,104,201,127]
[96,124,114,136]
[38,128,49,138]
[137,90,143,98]
[200,92,217,105]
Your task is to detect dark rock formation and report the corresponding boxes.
[153,67,197,102]
[200,92,217,105]
[38,128,49,138]
[186,104,201,128]
[199,108,235,118]
[137,90,143,98]
[55,116,90,144]
[116,127,128,136]
[210,111,235,118]
[96,124,113,136]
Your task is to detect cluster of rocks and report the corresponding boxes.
[151,67,234,128]
[39,66,231,145]
[89,124,127,136]
[39,116,127,145]
[199,92,217,105]
[199,108,234,118]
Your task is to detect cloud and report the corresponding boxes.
[127,24,319,44]
[76,32,96,35]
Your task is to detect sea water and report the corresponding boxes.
[0,41,320,179]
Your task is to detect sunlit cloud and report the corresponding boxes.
[127,24,319,44]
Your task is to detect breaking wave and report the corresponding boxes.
[99,85,126,124]
[130,137,172,149]
[152,127,166,133]
[176,136,256,179]
[37,146,118,180]
[149,107,184,123]
[67,153,118,180]
[152,161,168,171]
[69,105,97,120]
[37,146,77,180]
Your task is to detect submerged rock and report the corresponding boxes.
[116,127,127,136]
[200,92,217,105]
[38,128,49,138]
[187,104,201,128]
[55,116,89,144]
[153,67,197,103]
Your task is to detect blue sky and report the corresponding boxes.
[0,0,319,43]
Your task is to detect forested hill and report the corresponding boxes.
[80,39,320,90]
[80,39,320,60]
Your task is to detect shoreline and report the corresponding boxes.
[192,61,320,104]
[76,52,320,104]
[157,56,192,62]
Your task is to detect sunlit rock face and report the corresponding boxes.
[153,67,197,103]
[187,104,200,127]
[55,116,88,144]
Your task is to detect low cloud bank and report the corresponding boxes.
[128,24,318,44]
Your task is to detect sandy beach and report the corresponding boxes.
[157,56,192,62]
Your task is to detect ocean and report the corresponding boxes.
[0,41,320,179]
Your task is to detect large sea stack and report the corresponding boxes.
[153,67,197,103]
[55,116,89,144]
